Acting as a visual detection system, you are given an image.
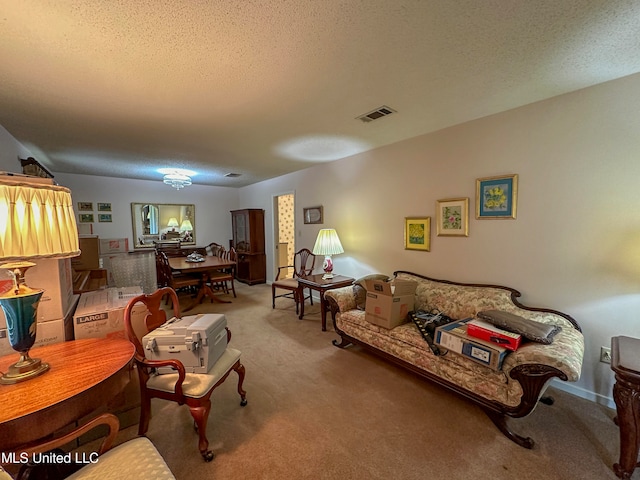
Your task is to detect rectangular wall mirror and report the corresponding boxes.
[131,203,196,248]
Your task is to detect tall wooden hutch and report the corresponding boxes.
[231,209,266,285]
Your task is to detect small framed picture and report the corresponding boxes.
[436,198,469,237]
[303,206,323,224]
[98,213,112,223]
[404,217,430,251]
[77,202,93,211]
[476,174,518,219]
[79,214,94,223]
[97,202,112,212]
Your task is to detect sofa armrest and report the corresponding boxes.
[501,326,584,382]
[325,286,357,313]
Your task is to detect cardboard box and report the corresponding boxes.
[0,294,79,357]
[466,318,522,351]
[435,319,509,370]
[73,286,147,340]
[72,236,100,270]
[364,279,418,329]
[100,238,130,254]
[0,258,75,328]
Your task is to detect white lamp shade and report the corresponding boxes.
[312,229,344,256]
[167,217,179,228]
[180,219,193,231]
[0,178,80,262]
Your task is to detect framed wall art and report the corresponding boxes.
[97,202,112,211]
[98,213,112,222]
[436,198,469,236]
[79,214,94,223]
[404,217,430,251]
[77,202,93,211]
[303,206,323,224]
[476,174,518,219]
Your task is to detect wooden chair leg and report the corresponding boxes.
[138,388,152,436]
[229,279,236,298]
[233,361,248,406]
[272,286,276,309]
[189,401,214,462]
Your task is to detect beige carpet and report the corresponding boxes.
[112,282,625,480]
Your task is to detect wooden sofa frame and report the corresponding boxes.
[325,270,583,449]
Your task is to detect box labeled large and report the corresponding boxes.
[435,319,509,370]
[74,286,146,340]
[142,314,228,374]
[364,279,418,329]
[466,318,522,351]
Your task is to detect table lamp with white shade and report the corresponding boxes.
[0,176,79,384]
[312,228,344,279]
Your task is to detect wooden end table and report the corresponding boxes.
[611,335,640,479]
[297,274,354,331]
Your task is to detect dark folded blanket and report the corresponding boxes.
[477,310,561,345]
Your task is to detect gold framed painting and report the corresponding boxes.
[436,198,469,236]
[404,217,430,251]
[476,174,518,219]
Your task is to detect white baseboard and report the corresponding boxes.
[550,379,615,410]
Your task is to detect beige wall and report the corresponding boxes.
[239,73,640,407]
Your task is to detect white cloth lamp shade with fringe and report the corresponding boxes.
[180,219,193,232]
[0,176,80,384]
[167,217,179,230]
[312,229,344,279]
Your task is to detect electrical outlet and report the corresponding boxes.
[600,346,612,364]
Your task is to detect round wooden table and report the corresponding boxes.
[0,337,135,451]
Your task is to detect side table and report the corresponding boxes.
[611,335,640,479]
[297,274,355,331]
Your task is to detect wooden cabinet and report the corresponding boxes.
[231,209,266,285]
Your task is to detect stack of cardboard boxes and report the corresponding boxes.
[0,258,79,356]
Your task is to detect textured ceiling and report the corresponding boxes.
[1,1,639,187]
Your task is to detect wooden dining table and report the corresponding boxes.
[168,255,235,310]
[0,338,134,452]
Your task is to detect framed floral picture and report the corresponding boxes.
[404,217,430,251]
[436,198,469,236]
[476,174,518,219]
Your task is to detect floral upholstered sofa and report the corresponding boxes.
[324,270,584,449]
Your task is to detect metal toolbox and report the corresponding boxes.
[142,313,227,374]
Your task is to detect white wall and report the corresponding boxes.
[53,173,239,248]
[239,73,640,408]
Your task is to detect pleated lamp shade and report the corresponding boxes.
[312,229,344,256]
[0,178,80,262]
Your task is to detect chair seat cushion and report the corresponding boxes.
[66,437,175,480]
[273,278,298,289]
[146,347,242,398]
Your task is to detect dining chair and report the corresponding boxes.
[155,251,202,307]
[205,242,225,257]
[123,287,247,462]
[272,248,316,314]
[8,413,175,479]
[208,247,237,297]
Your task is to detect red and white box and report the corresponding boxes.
[467,318,522,351]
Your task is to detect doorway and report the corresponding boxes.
[274,193,295,278]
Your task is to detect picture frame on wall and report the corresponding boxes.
[77,202,93,211]
[303,206,323,224]
[436,198,469,236]
[476,174,518,219]
[98,213,112,222]
[97,202,112,211]
[79,214,94,223]
[404,217,431,251]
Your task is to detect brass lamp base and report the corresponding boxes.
[0,354,49,385]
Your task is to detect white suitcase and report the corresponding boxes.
[142,313,228,374]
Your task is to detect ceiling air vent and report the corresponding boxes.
[225,173,242,178]
[356,105,396,123]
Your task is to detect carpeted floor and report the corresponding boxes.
[108,282,626,479]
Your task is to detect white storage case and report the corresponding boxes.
[142,313,228,374]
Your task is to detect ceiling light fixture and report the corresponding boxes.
[163,172,192,190]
